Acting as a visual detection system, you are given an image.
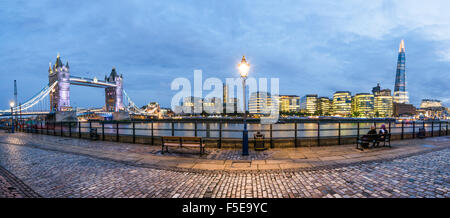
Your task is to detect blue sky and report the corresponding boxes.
[1,0,449,109]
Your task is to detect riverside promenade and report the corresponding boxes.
[0,132,448,198]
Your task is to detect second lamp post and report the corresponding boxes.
[238,56,250,156]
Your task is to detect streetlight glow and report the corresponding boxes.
[238,56,250,78]
[9,101,15,108]
[239,55,250,156]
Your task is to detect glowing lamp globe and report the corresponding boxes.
[238,56,250,78]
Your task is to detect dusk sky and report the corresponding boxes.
[1,0,449,109]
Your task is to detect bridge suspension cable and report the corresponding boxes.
[0,81,57,113]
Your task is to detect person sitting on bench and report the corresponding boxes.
[362,126,377,148]
[376,124,389,147]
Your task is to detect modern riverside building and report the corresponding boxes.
[279,95,300,112]
[300,94,318,115]
[371,83,393,117]
[372,83,392,97]
[203,97,222,114]
[374,95,393,117]
[318,97,332,115]
[353,93,375,117]
[249,91,272,115]
[417,99,447,119]
[393,40,409,104]
[332,91,352,116]
[182,96,203,115]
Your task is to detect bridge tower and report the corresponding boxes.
[49,53,71,111]
[105,67,124,112]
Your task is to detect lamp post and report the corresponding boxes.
[9,101,15,133]
[238,56,250,156]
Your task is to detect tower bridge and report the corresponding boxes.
[0,54,160,120]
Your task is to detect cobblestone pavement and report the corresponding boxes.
[0,134,448,198]
[0,165,40,198]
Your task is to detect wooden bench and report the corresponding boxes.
[161,136,205,155]
[356,134,391,150]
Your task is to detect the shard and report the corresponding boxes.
[393,40,409,104]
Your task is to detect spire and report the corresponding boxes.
[109,67,117,80]
[399,40,405,52]
[65,61,69,68]
[55,53,63,68]
[48,62,53,74]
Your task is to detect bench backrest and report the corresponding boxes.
[162,136,203,145]
[181,137,203,144]
[162,136,182,142]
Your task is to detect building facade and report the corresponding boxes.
[332,91,352,116]
[182,96,203,115]
[417,99,447,119]
[318,97,331,115]
[393,102,416,117]
[249,92,274,115]
[393,40,409,104]
[353,93,375,117]
[279,95,300,112]
[374,95,393,117]
[300,94,318,115]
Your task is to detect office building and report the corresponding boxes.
[279,95,300,112]
[300,94,318,115]
[332,91,352,116]
[318,97,331,115]
[353,93,375,117]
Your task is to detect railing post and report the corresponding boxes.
[294,122,298,147]
[40,122,43,135]
[317,121,320,146]
[388,121,391,134]
[401,121,404,140]
[171,121,175,136]
[423,121,426,137]
[431,121,434,137]
[194,121,197,137]
[218,121,222,149]
[357,122,360,139]
[53,122,56,136]
[206,123,210,138]
[338,121,341,145]
[412,121,415,139]
[60,122,63,136]
[116,122,119,142]
[151,121,154,145]
[447,121,448,136]
[78,122,81,138]
[132,121,136,144]
[46,121,49,135]
[69,122,72,137]
[439,122,441,137]
[102,122,105,141]
[270,124,273,148]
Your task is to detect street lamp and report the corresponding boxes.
[9,101,15,133]
[238,56,250,156]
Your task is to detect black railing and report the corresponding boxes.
[19,119,449,147]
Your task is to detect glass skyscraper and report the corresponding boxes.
[393,40,409,104]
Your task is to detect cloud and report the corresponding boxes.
[0,0,449,109]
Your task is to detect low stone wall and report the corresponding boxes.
[26,127,448,149]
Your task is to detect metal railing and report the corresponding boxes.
[18,119,449,148]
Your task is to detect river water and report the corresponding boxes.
[70,121,446,138]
